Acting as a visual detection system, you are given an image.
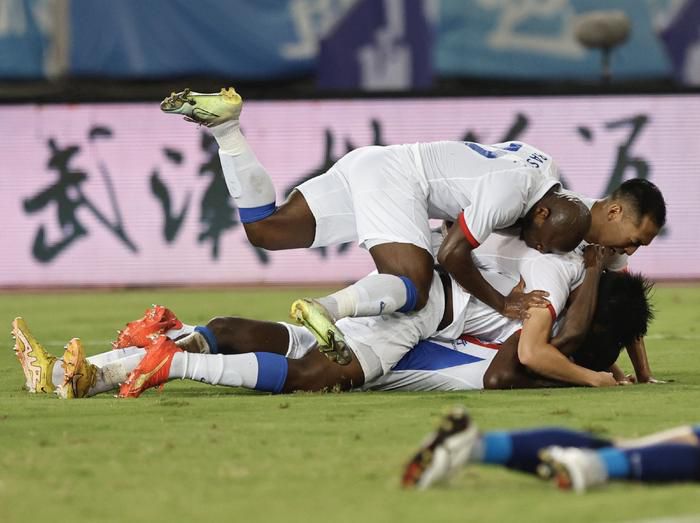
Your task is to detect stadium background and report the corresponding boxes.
[2,1,700,522]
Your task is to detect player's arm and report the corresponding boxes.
[437,220,549,320]
[550,245,607,356]
[518,308,617,387]
[625,336,663,383]
[484,332,571,389]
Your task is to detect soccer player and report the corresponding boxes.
[160,88,591,364]
[12,262,651,399]
[402,407,700,492]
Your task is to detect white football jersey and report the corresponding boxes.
[435,233,585,342]
[416,141,560,245]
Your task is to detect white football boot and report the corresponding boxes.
[160,87,242,127]
[538,446,609,493]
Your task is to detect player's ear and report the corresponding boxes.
[534,206,550,224]
[607,203,623,221]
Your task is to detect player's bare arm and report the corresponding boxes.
[518,308,617,387]
[437,221,550,321]
[550,245,609,356]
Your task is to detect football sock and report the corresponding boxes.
[478,428,611,474]
[211,120,276,223]
[174,327,218,354]
[165,323,195,340]
[316,274,414,319]
[87,347,145,367]
[601,445,700,482]
[169,352,288,393]
[90,352,145,396]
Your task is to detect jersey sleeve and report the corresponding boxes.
[519,255,580,320]
[459,171,529,248]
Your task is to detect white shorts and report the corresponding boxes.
[296,144,433,253]
[337,271,445,381]
[360,337,498,392]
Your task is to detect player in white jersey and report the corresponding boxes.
[160,88,591,366]
[14,231,653,399]
[560,179,666,383]
[10,262,650,400]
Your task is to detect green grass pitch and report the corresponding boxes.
[1,285,699,523]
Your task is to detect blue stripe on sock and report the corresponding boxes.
[598,448,630,478]
[194,326,218,354]
[253,352,288,394]
[239,203,276,224]
[397,276,418,313]
[483,432,513,464]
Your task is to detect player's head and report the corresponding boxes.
[596,179,666,256]
[521,191,591,254]
[572,271,654,371]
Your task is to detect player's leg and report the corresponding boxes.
[160,88,316,249]
[402,406,612,489]
[540,443,700,492]
[118,335,366,397]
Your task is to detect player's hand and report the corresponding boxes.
[636,375,668,384]
[592,371,618,387]
[503,277,550,321]
[583,245,615,270]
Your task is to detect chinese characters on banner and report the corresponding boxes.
[1,96,695,286]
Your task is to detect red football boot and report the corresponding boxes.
[113,305,183,349]
[118,336,182,398]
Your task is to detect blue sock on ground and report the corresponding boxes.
[483,428,611,474]
[613,444,700,482]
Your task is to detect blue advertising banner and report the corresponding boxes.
[317,0,433,90]
[69,0,354,79]
[436,0,674,79]
[0,0,56,78]
[0,0,695,82]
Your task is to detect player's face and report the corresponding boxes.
[600,210,659,255]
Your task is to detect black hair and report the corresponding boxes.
[572,271,654,371]
[612,179,667,228]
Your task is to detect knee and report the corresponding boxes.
[205,316,236,338]
[244,222,275,250]
[398,276,431,312]
[483,369,515,390]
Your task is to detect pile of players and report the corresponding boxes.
[14,87,697,492]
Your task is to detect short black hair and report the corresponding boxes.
[612,179,667,228]
[572,271,654,371]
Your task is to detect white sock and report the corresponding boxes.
[317,273,409,319]
[51,360,65,388]
[166,323,195,340]
[88,352,146,396]
[174,331,211,353]
[87,346,144,367]
[169,352,259,388]
[211,121,276,210]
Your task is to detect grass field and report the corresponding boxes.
[1,285,699,523]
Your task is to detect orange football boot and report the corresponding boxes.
[118,336,182,398]
[113,305,183,349]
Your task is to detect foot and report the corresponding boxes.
[113,305,183,349]
[290,299,352,365]
[160,87,242,127]
[402,406,479,489]
[118,336,182,398]
[538,446,609,493]
[11,317,57,393]
[57,338,98,399]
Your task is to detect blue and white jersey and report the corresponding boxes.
[360,337,499,392]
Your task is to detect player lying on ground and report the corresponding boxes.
[160,88,665,370]
[11,237,618,397]
[12,268,652,398]
[402,407,700,492]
